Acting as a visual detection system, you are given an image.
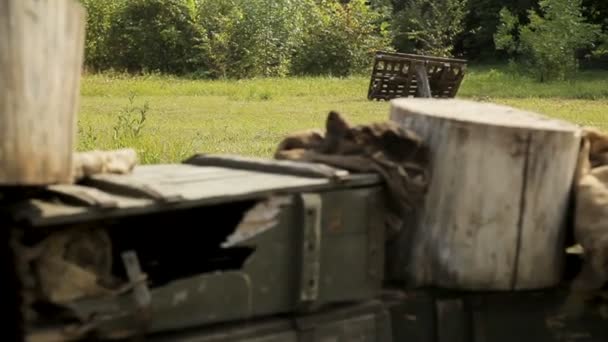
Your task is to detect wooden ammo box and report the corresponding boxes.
[145,300,393,341]
[367,51,467,101]
[6,155,388,340]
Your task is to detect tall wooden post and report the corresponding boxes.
[0,0,86,185]
[389,98,582,291]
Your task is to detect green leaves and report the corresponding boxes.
[393,0,468,58]
[92,0,203,74]
[494,0,603,81]
[291,0,391,76]
[196,0,317,78]
[112,93,149,145]
[494,8,518,54]
[75,0,414,77]
[79,0,126,71]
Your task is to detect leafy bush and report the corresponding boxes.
[393,0,468,57]
[112,93,149,143]
[197,0,310,78]
[195,0,243,78]
[79,0,125,71]
[239,0,311,77]
[494,0,602,81]
[291,0,391,76]
[458,0,506,59]
[105,0,203,74]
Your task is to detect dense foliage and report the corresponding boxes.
[107,0,202,74]
[495,0,603,81]
[79,0,124,71]
[392,0,468,57]
[291,0,391,76]
[78,0,608,79]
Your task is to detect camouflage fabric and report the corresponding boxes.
[274,111,430,238]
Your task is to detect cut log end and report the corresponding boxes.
[390,98,581,132]
[388,98,582,291]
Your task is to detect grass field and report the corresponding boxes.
[78,65,608,164]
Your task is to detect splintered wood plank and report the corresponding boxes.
[390,98,581,290]
[414,63,432,98]
[89,164,379,203]
[0,0,86,185]
[46,184,121,208]
[11,164,380,226]
[10,196,153,226]
[184,154,351,180]
[87,165,326,200]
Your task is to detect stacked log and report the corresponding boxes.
[389,98,582,291]
[0,0,86,185]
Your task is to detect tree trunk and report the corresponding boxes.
[0,0,86,185]
[389,98,582,290]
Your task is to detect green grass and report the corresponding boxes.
[78,66,608,164]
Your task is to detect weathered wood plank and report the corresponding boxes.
[89,164,378,203]
[184,154,351,180]
[515,130,581,289]
[374,51,468,64]
[46,184,120,208]
[10,165,380,227]
[414,63,432,98]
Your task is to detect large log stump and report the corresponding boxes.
[389,98,582,290]
[0,0,86,185]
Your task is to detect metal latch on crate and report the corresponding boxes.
[297,193,322,310]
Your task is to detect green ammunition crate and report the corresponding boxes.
[146,300,393,342]
[8,156,388,339]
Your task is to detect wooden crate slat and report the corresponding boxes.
[368,51,467,101]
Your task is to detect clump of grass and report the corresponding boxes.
[112,92,149,144]
[256,91,272,101]
[77,123,98,151]
[77,92,151,153]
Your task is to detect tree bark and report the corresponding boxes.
[389,98,582,290]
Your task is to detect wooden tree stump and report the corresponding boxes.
[389,98,582,290]
[0,0,86,185]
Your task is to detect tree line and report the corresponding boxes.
[79,0,608,81]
